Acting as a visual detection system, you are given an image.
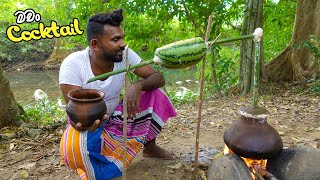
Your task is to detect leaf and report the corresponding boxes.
[19,170,29,179]
[198,169,207,180]
[183,163,194,172]
[167,162,183,169]
[18,162,36,170]
[308,141,318,149]
[9,143,15,151]
[212,152,223,159]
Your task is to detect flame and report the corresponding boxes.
[223,145,267,180]
[223,144,233,154]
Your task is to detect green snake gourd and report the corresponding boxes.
[154,37,207,69]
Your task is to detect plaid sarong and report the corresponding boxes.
[60,89,176,180]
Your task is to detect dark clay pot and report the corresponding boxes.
[223,106,283,159]
[66,89,106,128]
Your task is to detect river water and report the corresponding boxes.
[6,69,199,102]
[6,70,62,102]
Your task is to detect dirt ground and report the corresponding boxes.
[0,90,319,180]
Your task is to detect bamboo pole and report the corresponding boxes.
[252,28,263,107]
[86,35,255,84]
[253,41,260,107]
[193,14,214,180]
[210,34,254,46]
[122,45,129,180]
[87,60,154,83]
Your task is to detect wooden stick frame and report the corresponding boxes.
[122,45,129,180]
[115,24,262,180]
[193,14,214,179]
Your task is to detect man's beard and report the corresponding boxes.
[102,46,124,63]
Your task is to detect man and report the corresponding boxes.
[59,9,177,180]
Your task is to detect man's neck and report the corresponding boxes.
[89,51,114,78]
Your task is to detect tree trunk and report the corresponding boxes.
[0,64,23,128]
[238,0,265,95]
[266,0,320,82]
[45,39,70,65]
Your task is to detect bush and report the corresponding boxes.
[19,98,66,125]
[166,87,198,106]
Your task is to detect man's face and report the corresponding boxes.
[98,25,126,62]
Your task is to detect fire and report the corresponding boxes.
[223,145,268,180]
[223,144,232,154]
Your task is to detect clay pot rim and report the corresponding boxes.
[67,89,105,102]
[239,106,270,119]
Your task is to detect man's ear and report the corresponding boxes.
[90,39,100,50]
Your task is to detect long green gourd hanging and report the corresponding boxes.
[86,34,255,83]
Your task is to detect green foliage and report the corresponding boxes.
[297,35,320,59]
[309,79,320,94]
[0,1,56,62]
[123,14,194,60]
[215,47,240,93]
[264,0,296,62]
[197,46,240,94]
[19,98,66,125]
[0,37,54,63]
[293,35,320,72]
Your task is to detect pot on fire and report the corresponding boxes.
[223,106,283,159]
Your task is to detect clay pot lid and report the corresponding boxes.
[239,106,270,119]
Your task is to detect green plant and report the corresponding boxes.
[264,0,296,62]
[301,35,320,58]
[294,35,320,80]
[166,88,198,106]
[216,47,239,93]
[197,46,239,95]
[308,79,320,94]
[19,98,66,125]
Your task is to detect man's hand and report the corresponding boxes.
[126,83,142,118]
[127,64,165,119]
[70,114,108,131]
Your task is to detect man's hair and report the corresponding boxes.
[86,9,123,44]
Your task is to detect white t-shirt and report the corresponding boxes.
[59,47,141,115]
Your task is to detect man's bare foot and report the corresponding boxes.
[143,138,177,160]
[143,144,177,160]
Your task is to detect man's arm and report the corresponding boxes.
[126,65,165,117]
[60,84,82,104]
[133,65,165,91]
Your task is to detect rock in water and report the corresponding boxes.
[34,89,48,101]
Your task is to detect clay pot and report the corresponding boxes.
[66,89,106,128]
[223,106,283,159]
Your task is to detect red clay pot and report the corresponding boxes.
[223,106,283,159]
[66,89,106,128]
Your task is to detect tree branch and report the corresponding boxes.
[181,1,205,37]
[226,21,242,30]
